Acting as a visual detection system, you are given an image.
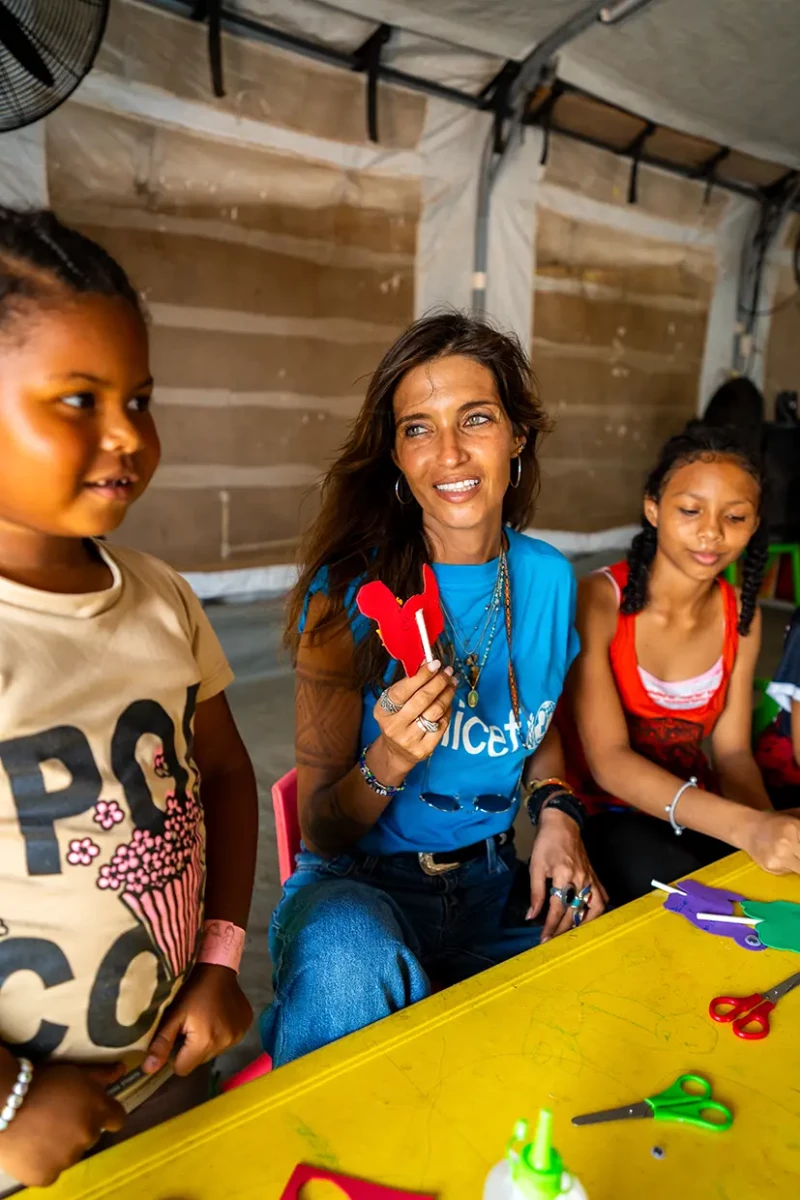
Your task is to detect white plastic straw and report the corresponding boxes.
[415,609,435,666]
[695,912,761,926]
[651,879,685,895]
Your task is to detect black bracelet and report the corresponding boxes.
[526,782,586,832]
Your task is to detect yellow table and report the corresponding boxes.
[39,854,800,1199]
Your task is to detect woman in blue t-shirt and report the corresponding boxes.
[260,312,605,1066]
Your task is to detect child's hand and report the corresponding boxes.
[143,964,253,1077]
[0,1062,126,1187]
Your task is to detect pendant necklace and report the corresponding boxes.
[440,545,507,708]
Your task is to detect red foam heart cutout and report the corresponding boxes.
[356,565,445,677]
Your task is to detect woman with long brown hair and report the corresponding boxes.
[260,312,604,1066]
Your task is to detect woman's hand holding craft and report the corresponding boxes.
[742,808,800,875]
[371,660,456,777]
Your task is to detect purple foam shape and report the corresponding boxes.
[664,879,766,950]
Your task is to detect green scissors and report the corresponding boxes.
[572,1073,733,1132]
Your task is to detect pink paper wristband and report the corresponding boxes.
[196,920,246,973]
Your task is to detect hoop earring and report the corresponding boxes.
[394,474,412,505]
[509,454,522,489]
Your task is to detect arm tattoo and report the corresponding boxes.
[294,661,372,855]
[295,662,359,770]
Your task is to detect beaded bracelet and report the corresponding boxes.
[0,1057,33,1133]
[358,747,405,800]
[529,776,573,795]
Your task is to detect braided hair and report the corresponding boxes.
[0,206,141,324]
[621,420,767,636]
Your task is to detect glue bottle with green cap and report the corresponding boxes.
[483,1109,588,1200]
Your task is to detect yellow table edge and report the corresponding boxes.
[39,852,781,1199]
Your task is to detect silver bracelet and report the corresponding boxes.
[666,776,698,836]
[0,1057,33,1132]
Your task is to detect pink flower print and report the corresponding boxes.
[153,750,171,779]
[93,800,124,830]
[67,837,100,867]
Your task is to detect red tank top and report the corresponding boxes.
[559,561,740,813]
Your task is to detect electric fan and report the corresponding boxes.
[0,0,110,133]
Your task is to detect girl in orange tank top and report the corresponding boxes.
[560,421,800,906]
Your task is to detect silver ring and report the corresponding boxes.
[379,688,402,715]
[549,884,577,908]
[570,885,592,909]
[416,715,439,734]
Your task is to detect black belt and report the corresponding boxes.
[412,829,513,876]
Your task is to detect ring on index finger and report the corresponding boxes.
[379,688,402,715]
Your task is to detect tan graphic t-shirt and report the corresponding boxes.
[0,543,232,1123]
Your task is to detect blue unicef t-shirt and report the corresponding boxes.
[301,527,579,855]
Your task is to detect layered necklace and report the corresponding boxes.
[440,536,533,749]
[440,544,507,709]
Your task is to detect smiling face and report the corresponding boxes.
[0,293,160,541]
[392,354,524,546]
[645,454,760,581]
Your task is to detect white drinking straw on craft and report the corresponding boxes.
[651,879,685,896]
[695,912,761,926]
[415,609,435,666]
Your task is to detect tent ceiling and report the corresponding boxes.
[143,0,800,169]
[558,0,800,169]
[527,84,792,200]
[238,0,591,62]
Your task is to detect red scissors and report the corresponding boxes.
[709,970,800,1040]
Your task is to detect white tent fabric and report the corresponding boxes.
[232,0,800,164]
[0,0,796,577]
[560,0,800,168]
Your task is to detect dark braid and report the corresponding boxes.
[621,419,766,635]
[738,522,769,636]
[620,519,657,614]
[0,206,141,321]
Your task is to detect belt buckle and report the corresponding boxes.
[418,852,459,876]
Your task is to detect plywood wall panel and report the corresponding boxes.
[47,95,417,570]
[121,484,321,570]
[152,405,351,470]
[532,142,714,533]
[533,292,707,361]
[78,225,413,325]
[536,209,716,297]
[148,326,392,395]
[542,134,728,228]
[97,0,426,150]
[47,108,420,256]
[534,459,648,532]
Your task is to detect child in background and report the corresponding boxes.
[755,608,800,808]
[0,208,258,1192]
[560,422,800,906]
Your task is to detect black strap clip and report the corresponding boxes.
[192,0,225,98]
[353,24,392,143]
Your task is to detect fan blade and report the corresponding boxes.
[0,2,55,88]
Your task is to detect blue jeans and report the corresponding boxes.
[260,836,541,1067]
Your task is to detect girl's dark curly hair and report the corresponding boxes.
[621,419,767,635]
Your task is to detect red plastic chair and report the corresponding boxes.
[272,767,301,886]
[221,768,299,1093]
